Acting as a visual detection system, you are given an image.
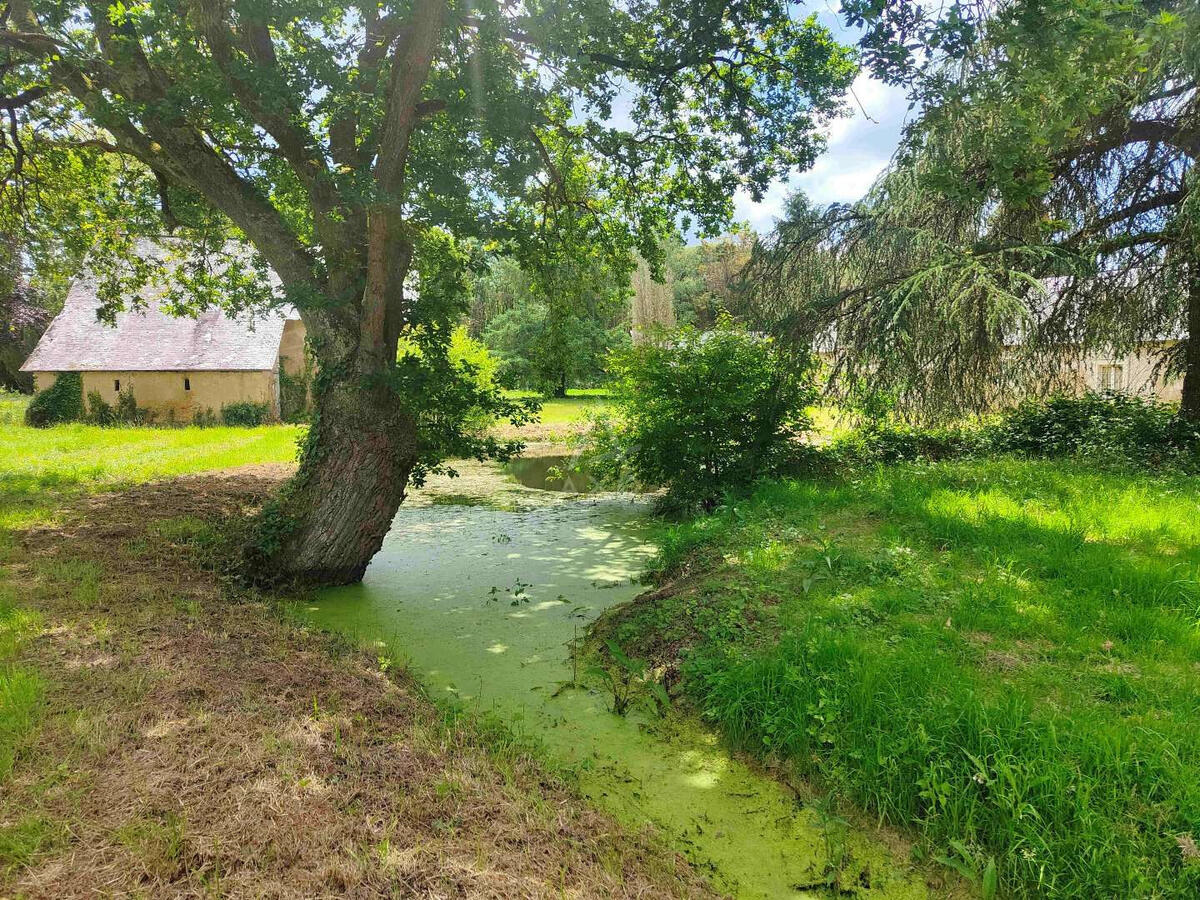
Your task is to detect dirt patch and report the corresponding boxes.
[492,422,588,444]
[2,471,715,898]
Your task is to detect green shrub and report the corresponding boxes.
[220,401,270,427]
[586,318,817,511]
[449,326,502,436]
[395,325,503,436]
[830,421,978,465]
[24,373,83,427]
[985,391,1200,466]
[84,389,152,426]
[84,390,115,426]
[193,407,219,427]
[828,392,1200,472]
[113,390,153,425]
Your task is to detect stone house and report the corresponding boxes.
[1072,342,1182,402]
[21,263,308,423]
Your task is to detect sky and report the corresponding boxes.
[730,6,915,234]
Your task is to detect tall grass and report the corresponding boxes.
[0,585,43,781]
[615,458,1200,897]
[0,392,28,427]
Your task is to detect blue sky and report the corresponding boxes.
[730,5,914,233]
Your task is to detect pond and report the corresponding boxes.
[504,453,592,492]
[301,466,928,898]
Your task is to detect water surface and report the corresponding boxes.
[505,453,592,492]
[304,471,929,898]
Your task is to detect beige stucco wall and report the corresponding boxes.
[278,319,308,376]
[34,369,278,423]
[1076,342,1182,403]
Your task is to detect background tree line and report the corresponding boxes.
[466,230,755,396]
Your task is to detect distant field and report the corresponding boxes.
[497,389,611,439]
[535,393,611,425]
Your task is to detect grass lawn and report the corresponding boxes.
[0,392,28,427]
[0,411,302,854]
[504,388,610,422]
[495,389,611,442]
[0,412,301,530]
[602,457,1200,898]
[535,392,611,425]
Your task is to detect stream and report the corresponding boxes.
[301,459,930,899]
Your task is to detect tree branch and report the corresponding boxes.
[359,0,445,370]
[0,29,60,55]
[1064,118,1198,172]
[373,0,445,195]
[329,6,406,169]
[1062,190,1186,249]
[188,1,347,252]
[0,84,51,108]
[6,0,322,300]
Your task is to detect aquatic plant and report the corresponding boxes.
[588,640,668,717]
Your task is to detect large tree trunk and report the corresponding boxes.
[1181,268,1200,423]
[254,373,419,585]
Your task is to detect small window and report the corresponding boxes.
[184,377,191,391]
[1098,364,1124,391]
[114,378,120,392]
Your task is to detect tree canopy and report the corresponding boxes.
[0,0,857,581]
[749,0,1199,421]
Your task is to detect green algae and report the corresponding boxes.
[302,471,932,899]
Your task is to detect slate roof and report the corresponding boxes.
[22,248,298,373]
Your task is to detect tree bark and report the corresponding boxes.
[1181,267,1200,423]
[256,372,420,585]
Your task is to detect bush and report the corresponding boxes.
[586,318,817,511]
[985,391,1200,466]
[828,392,1200,472]
[84,390,115,426]
[396,324,508,437]
[220,401,270,427]
[115,390,153,425]
[84,389,153,426]
[448,326,502,436]
[24,372,83,427]
[193,407,219,427]
[829,421,978,465]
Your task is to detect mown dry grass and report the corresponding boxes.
[1,468,713,898]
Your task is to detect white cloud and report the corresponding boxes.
[732,73,913,234]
